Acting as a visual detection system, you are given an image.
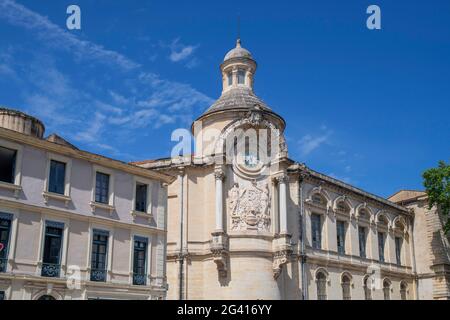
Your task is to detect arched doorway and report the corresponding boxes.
[38,295,56,301]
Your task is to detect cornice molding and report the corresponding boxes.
[0,127,174,184]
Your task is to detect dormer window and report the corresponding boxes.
[237,69,245,84]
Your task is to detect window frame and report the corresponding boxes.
[86,224,114,282]
[129,233,152,286]
[336,220,347,255]
[315,271,328,300]
[311,213,322,250]
[358,226,367,258]
[37,217,69,278]
[40,221,64,278]
[395,236,402,266]
[43,153,72,205]
[131,177,153,221]
[90,165,115,214]
[0,213,13,273]
[0,139,23,197]
[378,232,386,263]
[383,279,391,300]
[227,72,233,86]
[341,274,352,300]
[90,229,109,282]
[363,275,372,300]
[237,69,246,85]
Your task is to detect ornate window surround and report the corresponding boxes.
[340,272,353,300]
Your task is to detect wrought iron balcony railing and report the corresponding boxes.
[133,273,147,286]
[90,269,107,282]
[0,258,7,273]
[41,263,61,278]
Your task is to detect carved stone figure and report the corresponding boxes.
[228,181,271,231]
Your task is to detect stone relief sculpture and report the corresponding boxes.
[228,181,271,231]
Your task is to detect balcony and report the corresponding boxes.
[90,269,107,282]
[41,263,61,278]
[133,273,147,286]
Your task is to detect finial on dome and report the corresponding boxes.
[236,38,241,48]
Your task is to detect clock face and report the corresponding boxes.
[244,153,259,168]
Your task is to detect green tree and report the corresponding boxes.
[423,161,450,234]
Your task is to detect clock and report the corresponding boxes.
[244,153,259,168]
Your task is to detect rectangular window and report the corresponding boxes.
[378,232,385,263]
[237,70,245,84]
[133,237,148,286]
[336,221,346,255]
[227,72,233,86]
[311,214,322,249]
[358,226,367,258]
[135,183,148,212]
[0,291,4,300]
[41,222,63,278]
[395,237,402,265]
[48,160,66,195]
[0,214,13,273]
[90,230,109,282]
[0,146,17,184]
[95,172,110,204]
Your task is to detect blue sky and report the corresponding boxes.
[0,0,449,198]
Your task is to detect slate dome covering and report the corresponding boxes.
[223,39,253,61]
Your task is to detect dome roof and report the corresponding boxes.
[202,87,272,116]
[224,39,253,61]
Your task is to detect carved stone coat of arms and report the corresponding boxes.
[228,182,271,231]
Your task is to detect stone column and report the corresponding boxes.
[214,170,225,232]
[278,175,289,235]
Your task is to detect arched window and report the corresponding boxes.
[363,276,372,300]
[383,279,391,300]
[38,295,56,301]
[336,201,350,214]
[341,274,352,300]
[312,194,325,206]
[400,282,408,300]
[316,272,327,300]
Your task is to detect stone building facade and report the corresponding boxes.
[0,108,173,300]
[136,39,450,300]
[389,191,450,299]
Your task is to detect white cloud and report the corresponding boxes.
[298,134,329,156]
[0,0,139,71]
[74,112,106,143]
[0,0,213,157]
[168,38,198,62]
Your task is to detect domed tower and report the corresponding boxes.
[0,107,45,138]
[193,39,287,162]
[183,39,294,299]
[149,39,296,300]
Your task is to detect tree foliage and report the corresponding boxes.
[423,161,450,234]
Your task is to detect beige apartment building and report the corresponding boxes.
[136,39,450,300]
[0,108,173,300]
